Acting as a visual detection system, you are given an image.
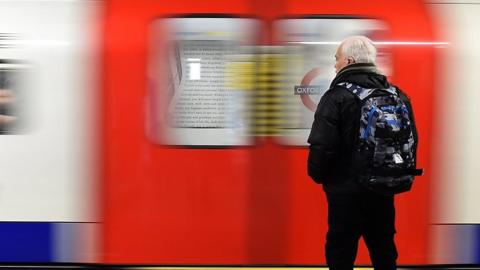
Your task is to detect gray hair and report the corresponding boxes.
[341,36,377,64]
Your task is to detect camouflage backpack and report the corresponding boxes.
[338,82,423,195]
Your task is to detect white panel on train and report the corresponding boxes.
[0,0,100,222]
[429,2,480,224]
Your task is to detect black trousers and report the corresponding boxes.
[325,192,398,270]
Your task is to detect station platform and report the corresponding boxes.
[1,266,480,270]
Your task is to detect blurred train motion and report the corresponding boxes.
[0,0,479,267]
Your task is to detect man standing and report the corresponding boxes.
[307,36,419,270]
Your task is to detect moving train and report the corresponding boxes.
[0,0,478,267]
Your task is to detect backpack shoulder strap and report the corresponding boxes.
[337,82,397,100]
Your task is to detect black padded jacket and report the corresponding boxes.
[307,63,418,194]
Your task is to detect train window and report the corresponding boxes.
[148,17,259,147]
[0,59,30,134]
[273,17,392,146]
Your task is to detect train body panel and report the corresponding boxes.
[0,0,101,263]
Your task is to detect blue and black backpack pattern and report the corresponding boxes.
[338,82,423,195]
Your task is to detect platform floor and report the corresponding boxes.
[1,266,480,270]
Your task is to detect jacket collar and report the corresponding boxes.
[338,63,382,75]
[332,63,384,86]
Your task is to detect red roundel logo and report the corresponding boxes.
[300,67,322,112]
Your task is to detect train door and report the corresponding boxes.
[275,0,435,265]
[102,0,261,264]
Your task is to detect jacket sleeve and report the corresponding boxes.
[307,89,341,184]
